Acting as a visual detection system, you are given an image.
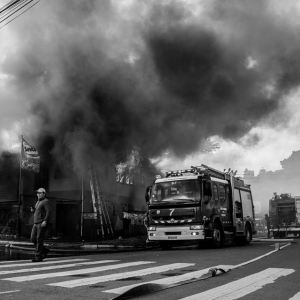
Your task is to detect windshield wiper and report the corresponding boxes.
[172,198,195,202]
[151,201,171,205]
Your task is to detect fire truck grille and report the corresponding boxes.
[165,232,181,235]
[152,216,193,221]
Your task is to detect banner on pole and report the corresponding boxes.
[21,138,40,173]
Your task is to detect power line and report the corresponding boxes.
[0,0,41,29]
[0,0,20,14]
[0,0,28,22]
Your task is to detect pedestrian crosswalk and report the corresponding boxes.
[48,262,194,288]
[0,257,298,299]
[178,268,295,300]
[4,261,155,282]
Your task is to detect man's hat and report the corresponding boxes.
[36,188,46,193]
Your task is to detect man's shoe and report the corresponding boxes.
[43,248,50,259]
[32,257,43,262]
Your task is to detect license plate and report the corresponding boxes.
[168,236,177,240]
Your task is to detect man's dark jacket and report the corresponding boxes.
[33,198,51,224]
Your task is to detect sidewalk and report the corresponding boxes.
[0,235,156,254]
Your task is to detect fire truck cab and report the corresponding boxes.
[145,164,256,249]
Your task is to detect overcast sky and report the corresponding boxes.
[0,0,300,175]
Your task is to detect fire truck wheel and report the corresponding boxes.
[245,224,252,245]
[159,241,173,250]
[211,223,223,248]
[235,224,252,246]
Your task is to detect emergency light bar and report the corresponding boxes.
[165,164,236,180]
[166,169,196,177]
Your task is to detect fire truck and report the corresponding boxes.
[145,164,256,249]
[269,193,300,238]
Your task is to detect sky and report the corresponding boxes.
[0,0,300,176]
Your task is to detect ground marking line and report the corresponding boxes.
[0,290,20,294]
[0,258,89,268]
[289,291,300,300]
[0,257,60,264]
[0,260,119,275]
[0,260,28,264]
[280,242,292,250]
[3,261,155,282]
[232,242,291,270]
[104,265,234,295]
[108,242,293,298]
[48,263,195,288]
[178,268,294,300]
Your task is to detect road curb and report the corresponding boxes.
[7,244,148,253]
[0,240,158,254]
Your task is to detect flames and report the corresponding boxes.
[115,146,141,176]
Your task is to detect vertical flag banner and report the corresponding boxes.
[21,138,40,173]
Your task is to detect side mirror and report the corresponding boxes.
[203,181,212,204]
[145,186,152,203]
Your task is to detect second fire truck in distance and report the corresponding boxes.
[145,164,256,249]
[269,192,300,238]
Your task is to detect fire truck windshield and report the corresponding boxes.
[150,179,201,204]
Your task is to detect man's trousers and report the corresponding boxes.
[30,223,48,259]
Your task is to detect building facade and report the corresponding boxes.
[0,152,155,240]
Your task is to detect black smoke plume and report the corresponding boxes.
[1,0,300,175]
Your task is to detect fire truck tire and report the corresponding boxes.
[159,241,173,250]
[234,225,251,246]
[244,224,252,245]
[211,223,223,248]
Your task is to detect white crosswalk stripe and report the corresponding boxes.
[0,260,118,275]
[289,291,300,300]
[0,290,20,295]
[3,261,155,282]
[0,258,88,268]
[48,263,195,288]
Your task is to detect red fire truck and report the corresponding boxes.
[145,165,256,249]
[269,193,300,238]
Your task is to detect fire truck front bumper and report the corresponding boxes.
[147,225,205,241]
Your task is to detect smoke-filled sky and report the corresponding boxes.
[1,0,300,175]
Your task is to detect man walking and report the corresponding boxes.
[265,214,271,239]
[30,188,51,262]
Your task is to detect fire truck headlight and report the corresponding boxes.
[148,226,156,231]
[190,225,203,230]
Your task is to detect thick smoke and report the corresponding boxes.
[1,0,300,175]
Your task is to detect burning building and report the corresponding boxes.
[0,147,155,239]
[1,1,300,238]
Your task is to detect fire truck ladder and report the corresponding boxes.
[89,165,114,238]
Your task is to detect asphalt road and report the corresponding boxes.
[0,240,299,300]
